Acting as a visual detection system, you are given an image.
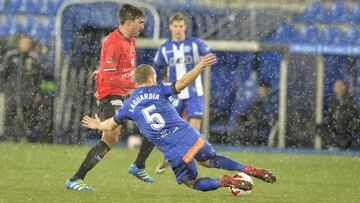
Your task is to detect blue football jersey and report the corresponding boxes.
[153,36,211,99]
[114,83,194,153]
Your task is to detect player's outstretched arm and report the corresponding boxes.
[82,114,119,131]
[174,53,216,92]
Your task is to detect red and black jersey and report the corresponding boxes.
[95,29,137,100]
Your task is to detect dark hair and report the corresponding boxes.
[259,80,270,88]
[118,3,144,25]
[169,12,187,24]
[19,33,32,40]
[135,64,155,84]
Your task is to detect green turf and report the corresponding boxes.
[0,143,359,203]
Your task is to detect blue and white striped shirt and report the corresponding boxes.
[153,36,211,99]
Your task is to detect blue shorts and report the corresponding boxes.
[169,95,203,118]
[166,131,216,184]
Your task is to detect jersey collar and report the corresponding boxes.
[117,28,132,42]
[170,35,189,44]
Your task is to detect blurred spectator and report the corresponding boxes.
[320,80,360,150]
[32,40,54,143]
[0,34,47,142]
[236,81,271,146]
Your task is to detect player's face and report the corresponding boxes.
[130,17,144,38]
[169,20,186,41]
[19,36,32,53]
[258,86,269,98]
[334,80,346,96]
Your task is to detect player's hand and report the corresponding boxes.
[198,53,217,68]
[90,70,99,80]
[82,114,101,129]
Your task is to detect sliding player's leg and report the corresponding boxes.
[195,139,276,183]
[171,159,252,192]
[155,97,204,175]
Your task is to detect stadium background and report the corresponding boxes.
[0,0,360,148]
[0,1,360,202]
[1,0,360,150]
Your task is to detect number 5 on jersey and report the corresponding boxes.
[141,105,166,130]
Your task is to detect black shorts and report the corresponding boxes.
[97,95,128,122]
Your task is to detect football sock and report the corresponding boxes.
[70,141,110,181]
[208,155,245,172]
[134,137,155,169]
[193,178,221,191]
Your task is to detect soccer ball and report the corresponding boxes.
[127,135,142,150]
[228,172,254,196]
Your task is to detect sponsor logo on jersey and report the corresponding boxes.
[169,56,193,67]
[160,126,179,138]
[106,57,114,64]
[184,45,192,53]
[123,68,133,72]
[121,70,135,79]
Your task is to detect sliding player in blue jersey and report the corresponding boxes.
[129,12,212,178]
[82,54,276,191]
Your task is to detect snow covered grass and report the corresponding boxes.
[0,143,359,203]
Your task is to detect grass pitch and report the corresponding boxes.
[0,143,359,203]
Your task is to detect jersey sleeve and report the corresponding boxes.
[195,38,211,56]
[113,107,128,125]
[159,82,177,97]
[101,42,120,71]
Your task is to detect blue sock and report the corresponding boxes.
[208,155,245,171]
[193,177,221,191]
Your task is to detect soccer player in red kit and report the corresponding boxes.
[66,4,152,191]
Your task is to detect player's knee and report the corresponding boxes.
[196,152,216,168]
[198,160,211,168]
[183,180,196,188]
[101,137,115,148]
[101,129,121,148]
